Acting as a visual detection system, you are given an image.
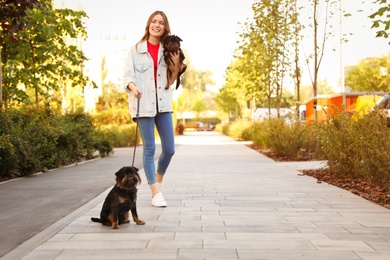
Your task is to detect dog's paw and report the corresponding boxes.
[112,223,119,229]
[135,219,145,225]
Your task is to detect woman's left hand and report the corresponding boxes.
[169,52,183,72]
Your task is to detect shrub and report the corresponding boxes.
[224,119,320,160]
[93,107,131,125]
[227,119,252,140]
[5,106,62,175]
[215,123,229,135]
[261,118,315,159]
[0,106,113,179]
[318,111,390,188]
[242,122,266,146]
[102,124,139,148]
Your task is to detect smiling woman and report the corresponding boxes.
[122,10,187,208]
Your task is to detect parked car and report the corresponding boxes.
[204,123,216,131]
[184,122,204,131]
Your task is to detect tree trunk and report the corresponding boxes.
[313,0,318,122]
[294,0,301,123]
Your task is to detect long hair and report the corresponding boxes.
[139,10,171,44]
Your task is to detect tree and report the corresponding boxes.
[345,54,390,92]
[1,0,94,108]
[96,57,128,112]
[214,58,249,120]
[175,51,215,122]
[233,0,298,118]
[0,0,40,107]
[292,0,303,122]
[180,51,215,92]
[370,0,390,44]
[302,0,341,121]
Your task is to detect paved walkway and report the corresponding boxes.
[3,132,390,260]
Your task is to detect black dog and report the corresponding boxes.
[91,166,145,229]
[163,35,187,89]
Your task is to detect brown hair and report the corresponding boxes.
[139,10,171,44]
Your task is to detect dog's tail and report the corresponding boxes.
[91,217,103,223]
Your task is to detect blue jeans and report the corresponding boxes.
[137,112,175,184]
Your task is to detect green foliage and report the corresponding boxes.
[91,127,114,157]
[0,0,40,43]
[215,123,229,136]
[180,52,215,92]
[241,122,263,142]
[370,0,390,44]
[1,0,95,107]
[317,112,390,188]
[223,113,390,189]
[93,107,131,125]
[345,53,390,92]
[215,58,249,120]
[100,124,139,148]
[225,118,319,160]
[174,52,216,120]
[57,112,97,163]
[0,106,112,179]
[262,119,317,159]
[226,120,253,140]
[237,0,298,110]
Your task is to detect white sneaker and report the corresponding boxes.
[151,192,167,207]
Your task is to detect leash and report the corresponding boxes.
[131,93,140,167]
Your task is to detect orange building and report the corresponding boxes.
[305,92,385,123]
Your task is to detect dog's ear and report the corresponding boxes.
[134,169,141,185]
[176,36,182,42]
[163,35,172,44]
[115,167,127,178]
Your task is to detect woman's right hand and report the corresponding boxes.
[127,83,142,98]
[132,87,142,98]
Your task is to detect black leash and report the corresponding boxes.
[131,93,140,167]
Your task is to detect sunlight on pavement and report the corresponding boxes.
[175,131,252,145]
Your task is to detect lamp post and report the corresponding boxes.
[340,0,346,106]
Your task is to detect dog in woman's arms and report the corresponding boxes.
[91,166,145,229]
[163,35,187,89]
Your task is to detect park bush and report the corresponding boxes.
[100,124,139,148]
[262,118,315,159]
[227,119,253,140]
[231,118,318,160]
[222,112,389,190]
[93,107,131,125]
[317,111,390,188]
[0,106,113,179]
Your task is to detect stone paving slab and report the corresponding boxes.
[3,132,390,260]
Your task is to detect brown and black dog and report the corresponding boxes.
[91,166,145,229]
[163,35,187,89]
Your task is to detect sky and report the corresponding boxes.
[54,0,389,93]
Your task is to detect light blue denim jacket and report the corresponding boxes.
[123,41,173,119]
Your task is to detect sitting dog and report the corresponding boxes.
[163,35,187,89]
[91,166,145,229]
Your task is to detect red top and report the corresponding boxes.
[147,41,159,84]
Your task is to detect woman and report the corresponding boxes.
[123,11,183,207]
